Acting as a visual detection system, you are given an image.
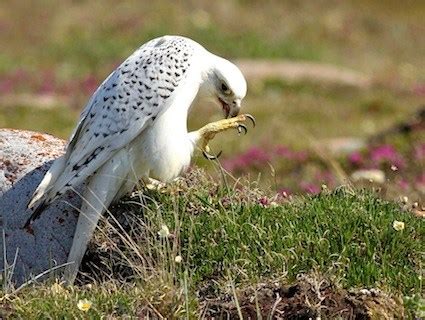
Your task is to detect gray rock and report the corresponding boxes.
[0,129,82,286]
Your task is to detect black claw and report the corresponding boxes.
[237,124,248,135]
[245,114,256,127]
[203,150,223,160]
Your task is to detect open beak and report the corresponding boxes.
[218,97,240,118]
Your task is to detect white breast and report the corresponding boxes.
[136,109,192,181]
[128,76,200,182]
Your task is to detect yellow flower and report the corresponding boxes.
[77,299,92,312]
[393,220,405,231]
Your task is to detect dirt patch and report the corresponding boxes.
[199,275,404,319]
[236,59,372,89]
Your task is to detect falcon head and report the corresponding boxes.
[202,56,247,118]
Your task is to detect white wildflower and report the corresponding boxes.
[77,299,92,312]
[392,220,405,231]
[158,224,170,238]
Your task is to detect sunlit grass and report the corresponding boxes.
[1,0,424,78]
[1,170,423,317]
[0,105,78,138]
[147,176,423,293]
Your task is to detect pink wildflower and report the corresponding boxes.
[414,144,425,161]
[0,78,13,94]
[300,182,320,194]
[396,178,409,191]
[243,147,271,163]
[415,174,425,188]
[315,170,336,186]
[38,70,56,94]
[412,83,425,96]
[258,196,270,207]
[348,151,363,166]
[274,145,293,158]
[81,74,99,95]
[370,145,405,169]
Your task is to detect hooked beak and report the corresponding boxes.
[218,97,241,118]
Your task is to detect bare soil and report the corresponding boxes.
[199,276,404,319]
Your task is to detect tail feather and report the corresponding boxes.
[28,183,50,209]
[28,155,66,209]
[23,200,49,228]
[24,155,67,227]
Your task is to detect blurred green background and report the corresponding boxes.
[1,0,424,197]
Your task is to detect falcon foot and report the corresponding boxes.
[197,114,255,160]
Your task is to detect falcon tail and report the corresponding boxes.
[23,200,49,228]
[24,155,67,227]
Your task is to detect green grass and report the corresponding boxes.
[1,0,424,78]
[147,174,423,293]
[0,105,78,138]
[2,171,423,318]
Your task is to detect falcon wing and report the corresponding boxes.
[44,36,195,200]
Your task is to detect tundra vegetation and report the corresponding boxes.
[0,1,424,318]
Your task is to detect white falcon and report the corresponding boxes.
[24,35,254,284]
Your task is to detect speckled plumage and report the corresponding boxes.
[25,35,248,284]
[31,37,196,205]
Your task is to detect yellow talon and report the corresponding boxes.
[197,113,256,160]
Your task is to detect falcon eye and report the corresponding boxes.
[221,83,230,94]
